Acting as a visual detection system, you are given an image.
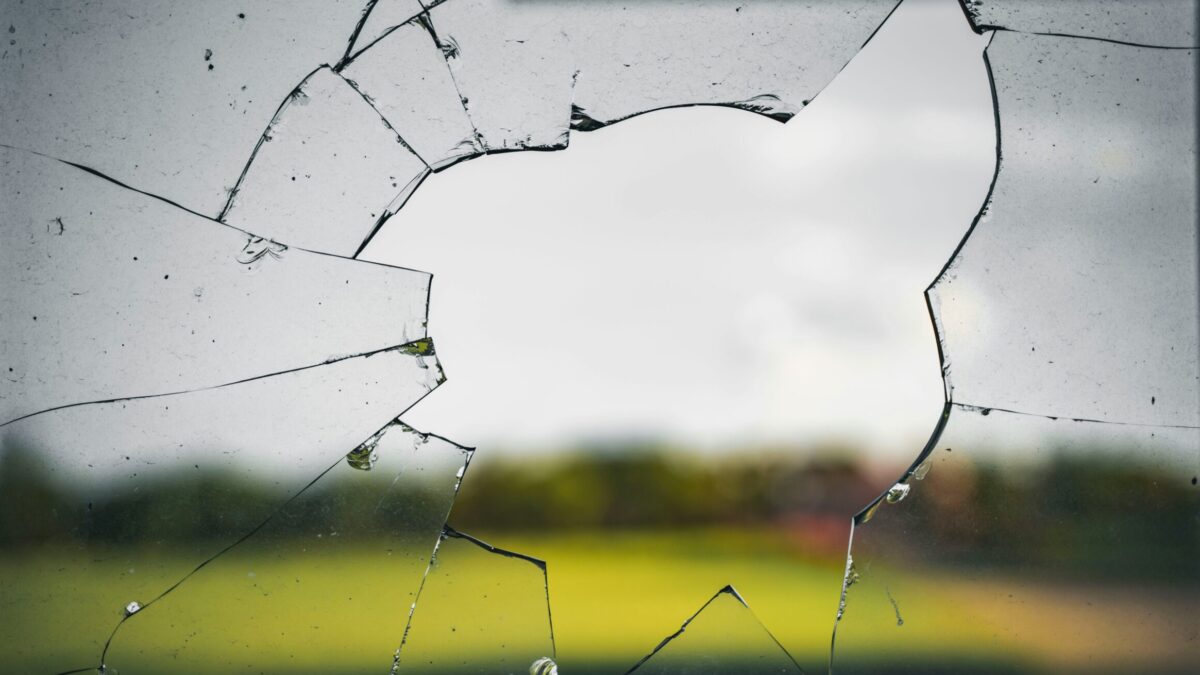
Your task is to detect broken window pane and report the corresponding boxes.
[340,16,482,169]
[220,66,431,256]
[626,586,804,675]
[4,0,1198,673]
[392,527,556,674]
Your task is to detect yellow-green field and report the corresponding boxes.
[3,528,1195,674]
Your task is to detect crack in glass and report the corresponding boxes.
[2,0,1196,672]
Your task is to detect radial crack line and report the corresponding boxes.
[951,402,1200,430]
[78,404,453,674]
[1,338,439,429]
[339,0,384,67]
[0,142,433,276]
[217,64,324,221]
[351,168,432,259]
[976,26,1198,51]
[338,3,427,65]
[335,70,432,168]
[89,458,345,671]
[415,11,486,151]
[1,142,217,222]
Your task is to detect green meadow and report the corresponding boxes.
[4,527,1196,674]
[4,445,1196,673]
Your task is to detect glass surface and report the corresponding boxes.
[2,0,1195,673]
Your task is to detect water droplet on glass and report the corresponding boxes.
[836,555,861,621]
[912,458,932,480]
[886,482,911,504]
[844,558,861,588]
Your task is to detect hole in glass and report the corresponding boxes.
[359,1,994,669]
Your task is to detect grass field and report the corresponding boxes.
[3,527,1196,674]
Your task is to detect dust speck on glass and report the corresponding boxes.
[1,1,1195,674]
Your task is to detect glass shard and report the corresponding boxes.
[212,0,907,255]
[929,31,1199,427]
[423,0,575,153]
[556,0,897,129]
[626,586,804,675]
[393,527,555,674]
[100,422,471,675]
[1,147,430,424]
[0,0,369,215]
[966,0,1197,47]
[345,0,901,162]
[346,0,427,60]
[0,345,442,674]
[220,66,429,256]
[340,16,483,168]
[831,408,1200,673]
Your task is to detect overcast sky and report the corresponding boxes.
[362,0,995,456]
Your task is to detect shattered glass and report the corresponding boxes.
[340,16,481,169]
[3,0,1198,673]
[220,66,431,256]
